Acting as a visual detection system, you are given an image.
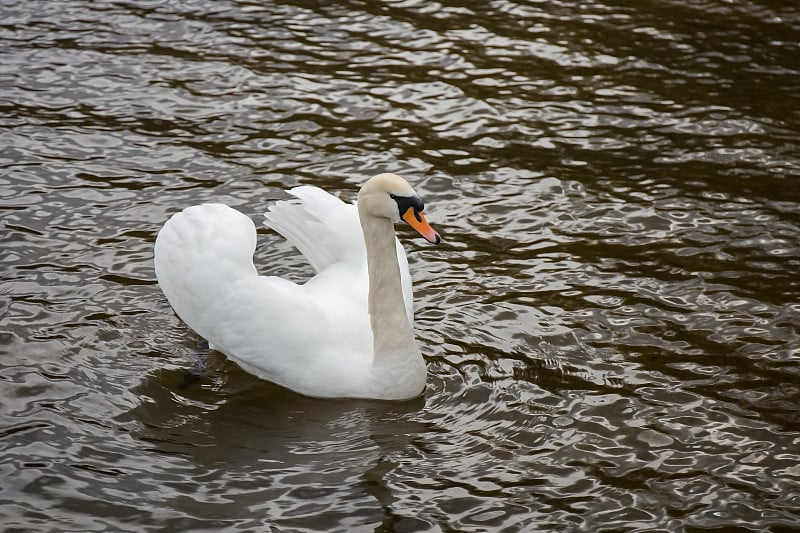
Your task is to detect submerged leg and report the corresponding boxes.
[178,339,209,389]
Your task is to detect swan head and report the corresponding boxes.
[359,173,441,244]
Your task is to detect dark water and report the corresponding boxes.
[2,0,799,531]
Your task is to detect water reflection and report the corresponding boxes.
[125,361,428,529]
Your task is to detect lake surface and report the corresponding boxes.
[2,0,799,531]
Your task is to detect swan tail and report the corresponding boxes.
[264,185,364,273]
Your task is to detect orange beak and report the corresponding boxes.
[402,207,441,244]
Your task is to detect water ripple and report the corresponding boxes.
[2,0,800,530]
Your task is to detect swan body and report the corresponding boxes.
[154,173,440,400]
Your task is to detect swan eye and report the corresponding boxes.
[391,193,424,220]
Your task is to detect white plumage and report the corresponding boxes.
[154,173,440,400]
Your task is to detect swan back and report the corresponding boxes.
[265,186,362,273]
[264,184,414,326]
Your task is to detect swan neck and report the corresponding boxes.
[359,210,416,358]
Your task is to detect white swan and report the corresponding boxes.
[153,173,441,400]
